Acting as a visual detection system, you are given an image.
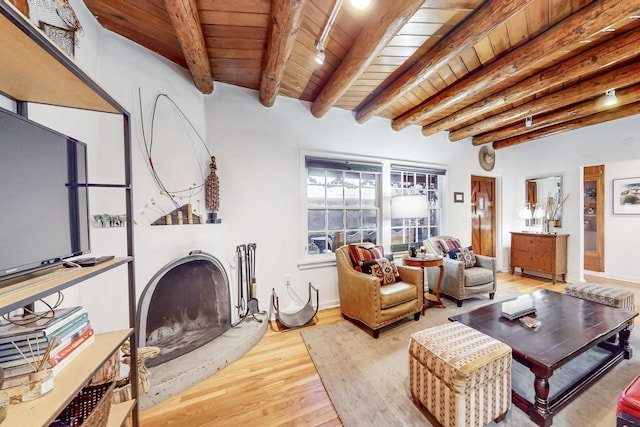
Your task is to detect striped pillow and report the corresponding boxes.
[434,238,462,256]
[349,244,385,270]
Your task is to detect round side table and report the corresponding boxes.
[404,256,445,312]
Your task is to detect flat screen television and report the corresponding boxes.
[0,107,90,282]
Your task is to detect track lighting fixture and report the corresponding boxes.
[525,116,533,127]
[315,42,326,64]
[315,0,343,65]
[604,89,618,106]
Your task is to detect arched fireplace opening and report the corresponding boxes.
[137,250,231,367]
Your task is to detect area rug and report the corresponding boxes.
[301,288,640,427]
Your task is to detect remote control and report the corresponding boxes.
[73,255,115,267]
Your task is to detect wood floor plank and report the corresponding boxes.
[139,271,638,426]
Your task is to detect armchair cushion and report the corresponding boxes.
[448,246,477,268]
[380,281,417,309]
[360,254,394,274]
[464,266,494,287]
[434,237,462,255]
[369,258,399,285]
[349,244,385,270]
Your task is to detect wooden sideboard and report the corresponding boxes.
[510,232,568,283]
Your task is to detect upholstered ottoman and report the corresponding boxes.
[617,375,640,427]
[408,322,512,427]
[564,282,635,326]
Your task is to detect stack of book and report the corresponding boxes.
[500,294,536,320]
[0,306,94,389]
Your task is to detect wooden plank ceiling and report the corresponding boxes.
[79,0,640,149]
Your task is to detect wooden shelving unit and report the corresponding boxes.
[0,1,138,425]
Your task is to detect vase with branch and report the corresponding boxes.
[545,193,569,231]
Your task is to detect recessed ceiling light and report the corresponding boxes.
[350,0,370,9]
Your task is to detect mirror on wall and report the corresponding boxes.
[526,175,564,228]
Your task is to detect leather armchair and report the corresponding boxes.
[335,245,423,338]
[423,236,496,307]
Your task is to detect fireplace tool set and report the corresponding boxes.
[232,243,264,326]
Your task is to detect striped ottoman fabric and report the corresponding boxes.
[409,322,511,427]
[564,282,635,327]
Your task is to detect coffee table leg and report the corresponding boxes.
[531,367,553,427]
[619,325,633,359]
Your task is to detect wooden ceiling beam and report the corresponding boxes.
[310,0,423,118]
[165,0,213,94]
[259,0,305,107]
[353,0,533,124]
[421,28,640,137]
[449,59,640,141]
[492,101,640,150]
[396,0,640,132]
[7,0,27,16]
[473,82,640,145]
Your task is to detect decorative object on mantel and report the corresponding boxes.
[27,0,82,57]
[138,91,216,223]
[151,203,204,225]
[205,156,221,223]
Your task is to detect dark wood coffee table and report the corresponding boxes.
[449,289,637,427]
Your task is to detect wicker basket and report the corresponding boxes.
[55,382,115,427]
[87,352,120,387]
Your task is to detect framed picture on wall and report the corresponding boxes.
[612,177,640,215]
[454,192,464,203]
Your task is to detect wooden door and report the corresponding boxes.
[471,176,496,257]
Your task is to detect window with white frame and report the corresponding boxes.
[305,157,382,255]
[390,165,445,248]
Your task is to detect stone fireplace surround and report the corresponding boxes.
[135,249,267,408]
[84,226,269,407]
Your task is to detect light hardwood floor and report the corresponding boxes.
[139,272,639,427]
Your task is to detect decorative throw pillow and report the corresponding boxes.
[448,246,476,268]
[435,238,462,256]
[369,258,399,285]
[349,244,385,271]
[360,254,394,274]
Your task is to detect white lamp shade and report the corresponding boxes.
[518,207,532,220]
[391,194,428,219]
[533,206,546,219]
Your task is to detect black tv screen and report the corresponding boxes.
[0,107,90,281]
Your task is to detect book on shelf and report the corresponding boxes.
[1,327,95,389]
[0,321,92,367]
[0,324,94,371]
[49,327,94,367]
[0,306,83,341]
[0,313,89,366]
